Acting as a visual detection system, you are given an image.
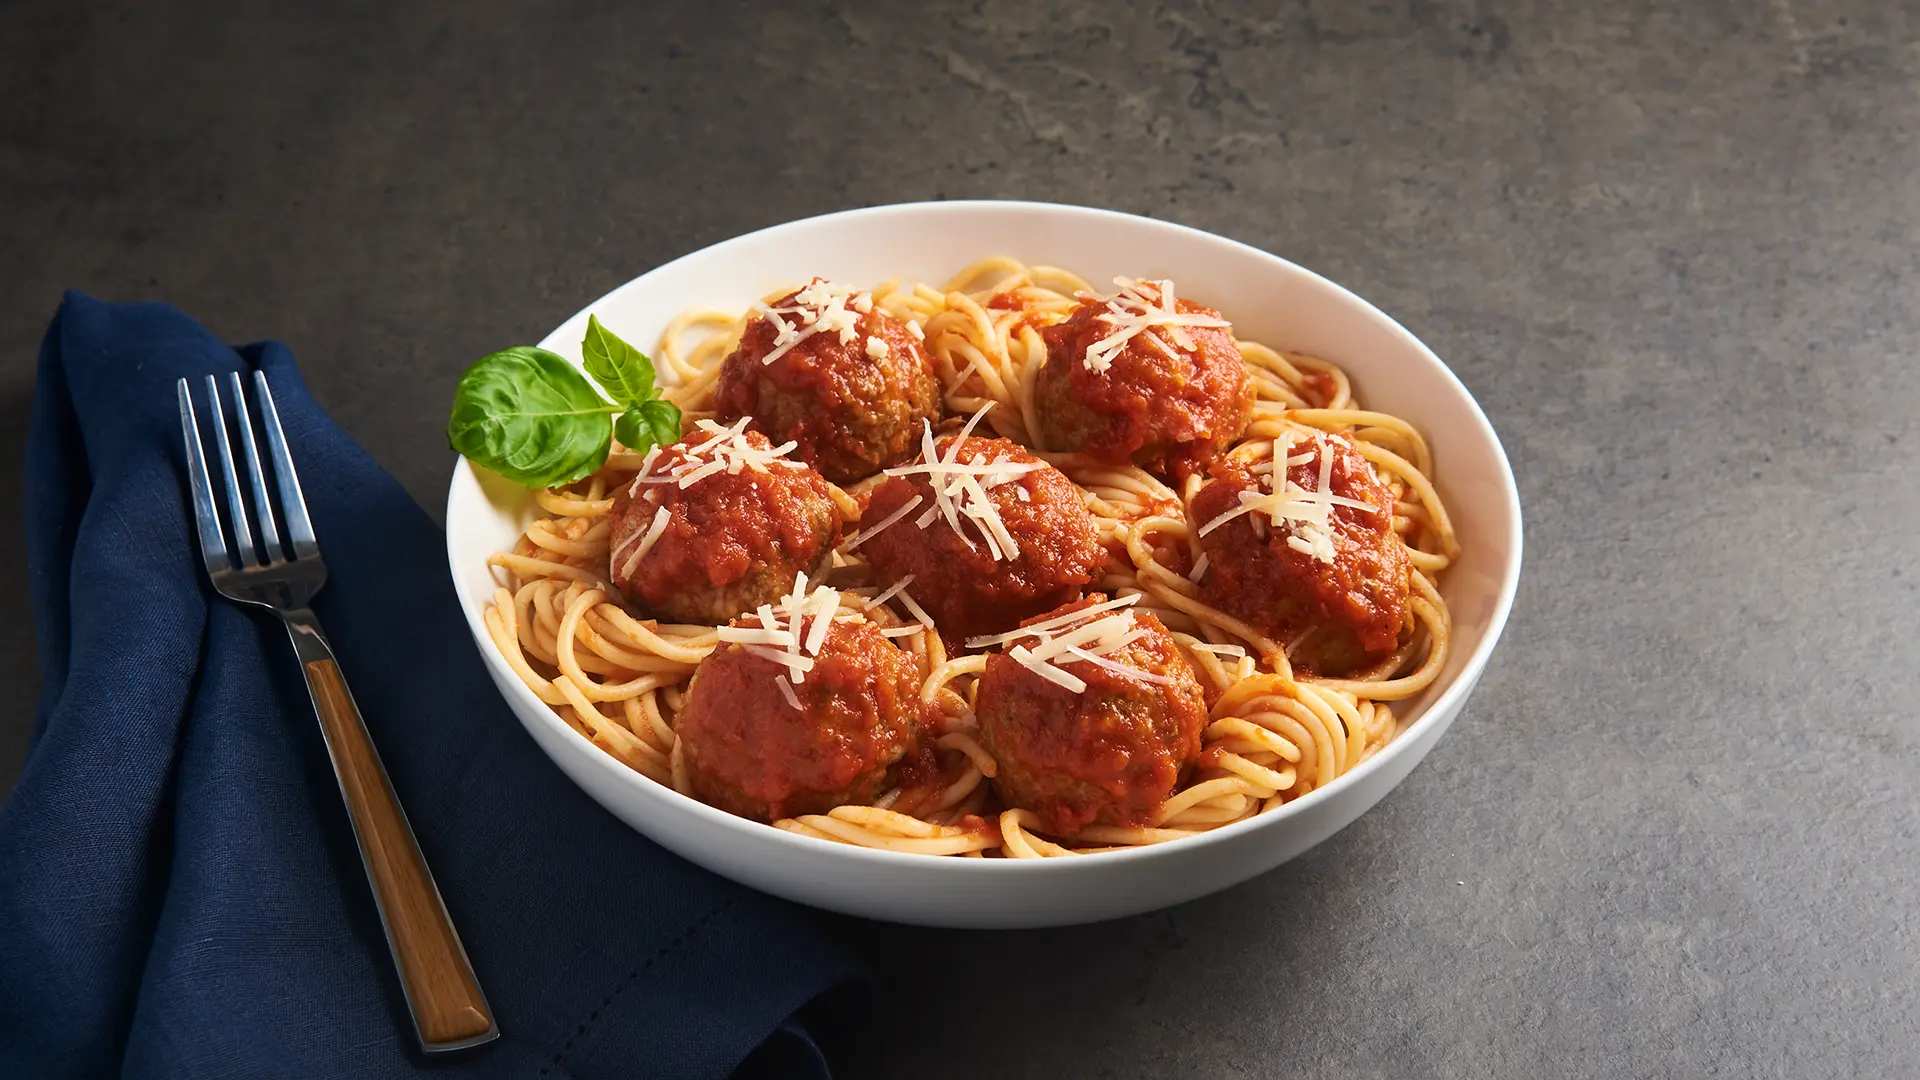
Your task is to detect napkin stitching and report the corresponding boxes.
[535,896,738,1078]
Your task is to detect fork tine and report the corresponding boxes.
[204,374,259,568]
[177,379,232,574]
[253,371,318,559]
[228,371,285,564]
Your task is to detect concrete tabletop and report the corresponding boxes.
[4,1,1915,1075]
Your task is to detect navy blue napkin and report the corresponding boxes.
[0,293,866,1079]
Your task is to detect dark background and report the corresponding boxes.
[4,2,1917,1076]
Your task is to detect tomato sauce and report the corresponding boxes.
[1299,369,1341,408]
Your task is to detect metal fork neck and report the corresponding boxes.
[280,607,335,665]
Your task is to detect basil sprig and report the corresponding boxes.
[447,315,682,487]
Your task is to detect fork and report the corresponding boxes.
[178,372,498,1053]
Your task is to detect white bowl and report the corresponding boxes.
[445,201,1523,929]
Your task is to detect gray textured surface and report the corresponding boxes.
[4,1,1917,1076]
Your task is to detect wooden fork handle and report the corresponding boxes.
[290,617,498,1052]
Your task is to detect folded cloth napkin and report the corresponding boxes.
[0,293,866,1079]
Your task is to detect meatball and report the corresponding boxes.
[608,425,843,624]
[675,611,928,822]
[715,279,943,484]
[1035,279,1251,477]
[975,595,1209,835]
[1188,432,1409,675]
[857,432,1106,644]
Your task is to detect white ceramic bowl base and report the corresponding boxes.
[445,201,1523,929]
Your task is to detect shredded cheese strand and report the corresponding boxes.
[1075,277,1231,374]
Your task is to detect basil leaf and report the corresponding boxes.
[581,314,657,409]
[615,399,682,454]
[447,346,619,487]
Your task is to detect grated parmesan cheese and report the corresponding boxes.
[721,572,866,689]
[1195,435,1379,565]
[1008,645,1088,693]
[785,570,808,672]
[881,403,1046,563]
[754,279,873,367]
[972,594,1170,692]
[775,674,802,712]
[1064,645,1175,685]
[896,587,936,628]
[863,573,916,611]
[1020,615,1140,664]
[744,645,814,677]
[624,445,664,497]
[615,505,673,580]
[674,458,729,490]
[842,494,924,551]
[802,584,837,654]
[716,625,797,647]
[627,416,808,493]
[1186,642,1247,657]
[1073,277,1231,374]
[965,593,1142,649]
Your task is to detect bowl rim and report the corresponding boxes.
[445,198,1525,873]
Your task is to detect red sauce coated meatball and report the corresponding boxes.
[858,434,1105,644]
[1189,434,1409,675]
[715,280,943,484]
[608,427,843,624]
[975,596,1209,835]
[1036,282,1251,477]
[676,616,929,822]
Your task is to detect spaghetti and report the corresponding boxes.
[482,258,1457,857]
